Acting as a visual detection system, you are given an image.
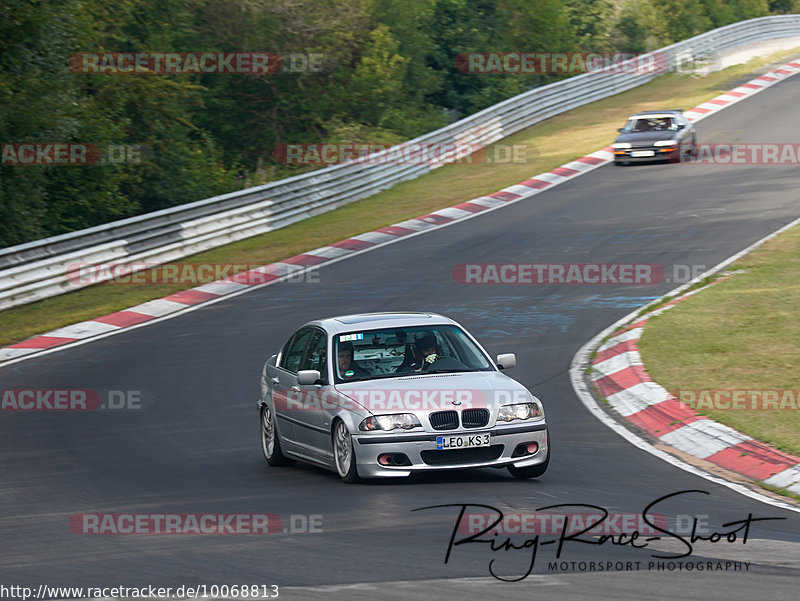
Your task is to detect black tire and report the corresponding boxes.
[261,404,294,467]
[507,434,550,479]
[332,420,360,483]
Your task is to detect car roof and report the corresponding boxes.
[628,110,684,118]
[305,312,459,335]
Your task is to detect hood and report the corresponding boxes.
[334,371,533,416]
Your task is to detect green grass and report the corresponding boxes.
[635,274,722,317]
[2,46,800,347]
[638,224,800,457]
[757,482,800,503]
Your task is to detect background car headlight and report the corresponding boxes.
[612,142,631,149]
[654,140,678,146]
[497,402,542,422]
[359,413,421,431]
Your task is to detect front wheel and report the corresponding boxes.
[508,433,550,479]
[508,454,549,479]
[333,420,360,483]
[261,405,294,467]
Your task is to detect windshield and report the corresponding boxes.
[623,116,677,133]
[333,324,494,383]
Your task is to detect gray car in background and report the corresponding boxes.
[612,110,697,165]
[258,312,550,482]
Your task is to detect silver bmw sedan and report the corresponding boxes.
[258,312,550,482]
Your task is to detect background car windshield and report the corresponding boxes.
[625,117,677,132]
[333,325,493,382]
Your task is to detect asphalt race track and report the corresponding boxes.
[2,73,799,600]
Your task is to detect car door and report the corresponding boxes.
[267,327,315,450]
[292,329,337,462]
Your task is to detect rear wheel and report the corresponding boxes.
[261,405,294,467]
[333,420,360,483]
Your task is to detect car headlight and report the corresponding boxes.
[612,142,631,149]
[359,413,421,431]
[497,402,543,422]
[654,140,678,146]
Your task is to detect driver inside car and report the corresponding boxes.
[414,334,440,371]
[337,341,371,380]
[394,333,442,373]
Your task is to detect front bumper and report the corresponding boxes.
[614,146,679,163]
[353,421,548,478]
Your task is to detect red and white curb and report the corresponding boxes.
[590,286,800,497]
[2,59,800,365]
[683,61,800,123]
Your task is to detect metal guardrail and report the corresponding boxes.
[2,15,799,310]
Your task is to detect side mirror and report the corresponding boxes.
[297,370,322,385]
[496,353,516,369]
[677,124,685,130]
[616,128,624,133]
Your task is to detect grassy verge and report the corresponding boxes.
[758,482,800,503]
[2,46,800,347]
[638,224,800,457]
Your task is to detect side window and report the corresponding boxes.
[279,329,314,373]
[300,331,327,375]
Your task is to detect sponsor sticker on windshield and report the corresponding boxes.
[340,333,364,341]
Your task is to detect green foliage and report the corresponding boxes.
[0,0,776,247]
[769,0,800,13]
[567,0,615,50]
[0,0,233,246]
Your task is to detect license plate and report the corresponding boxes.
[631,150,655,157]
[436,433,491,450]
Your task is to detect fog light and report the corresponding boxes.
[378,453,410,466]
[513,442,540,457]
